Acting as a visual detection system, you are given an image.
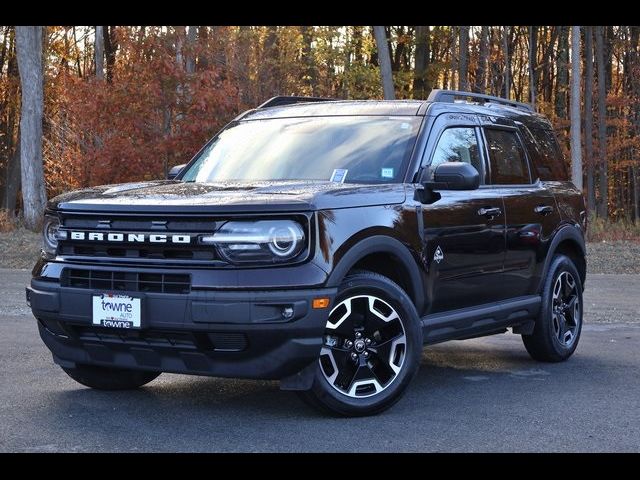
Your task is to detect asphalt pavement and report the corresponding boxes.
[1,269,638,452]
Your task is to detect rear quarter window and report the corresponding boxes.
[524,126,569,181]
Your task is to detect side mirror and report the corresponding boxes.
[426,162,480,191]
[167,164,186,180]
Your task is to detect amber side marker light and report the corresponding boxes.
[312,297,330,309]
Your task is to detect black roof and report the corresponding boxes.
[244,100,425,119]
[240,91,551,129]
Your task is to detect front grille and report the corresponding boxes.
[59,244,216,261]
[57,213,223,265]
[70,325,248,352]
[61,268,191,294]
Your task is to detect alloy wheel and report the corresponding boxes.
[319,295,407,398]
[551,271,581,348]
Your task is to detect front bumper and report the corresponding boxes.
[28,278,336,382]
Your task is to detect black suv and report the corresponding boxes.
[27,90,586,416]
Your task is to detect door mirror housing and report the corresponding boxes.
[425,162,480,191]
[167,164,186,180]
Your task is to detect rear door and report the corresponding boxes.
[479,119,561,299]
[420,113,507,313]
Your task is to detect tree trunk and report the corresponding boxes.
[5,134,21,214]
[584,26,596,213]
[15,26,46,231]
[503,26,511,99]
[301,26,317,96]
[197,26,208,70]
[631,26,640,222]
[529,26,538,107]
[458,26,469,91]
[94,26,104,79]
[556,26,569,119]
[258,26,278,99]
[475,26,489,93]
[103,26,117,83]
[185,26,197,74]
[541,26,559,103]
[595,25,608,218]
[373,26,395,99]
[413,25,430,99]
[570,26,582,191]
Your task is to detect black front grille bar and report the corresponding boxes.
[61,269,191,294]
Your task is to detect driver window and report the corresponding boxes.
[429,127,482,181]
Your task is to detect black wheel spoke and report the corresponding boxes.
[565,294,578,325]
[319,294,407,398]
[550,271,581,348]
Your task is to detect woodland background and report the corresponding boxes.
[1,26,639,238]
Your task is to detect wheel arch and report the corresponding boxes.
[325,235,425,314]
[538,225,586,292]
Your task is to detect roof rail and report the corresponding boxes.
[257,96,336,109]
[427,89,534,112]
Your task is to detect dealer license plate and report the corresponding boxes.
[92,294,141,329]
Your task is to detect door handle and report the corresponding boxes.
[534,205,554,216]
[477,207,502,218]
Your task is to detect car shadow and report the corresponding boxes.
[44,338,539,415]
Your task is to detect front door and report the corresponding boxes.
[419,114,506,313]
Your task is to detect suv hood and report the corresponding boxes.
[49,180,407,213]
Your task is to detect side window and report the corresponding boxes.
[429,127,482,180]
[484,128,531,185]
[530,127,569,181]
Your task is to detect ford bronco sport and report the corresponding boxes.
[27,90,587,416]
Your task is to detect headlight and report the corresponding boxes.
[201,220,306,264]
[42,214,65,255]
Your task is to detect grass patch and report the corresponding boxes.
[587,214,640,243]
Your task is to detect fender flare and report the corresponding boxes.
[325,235,425,313]
[537,225,586,293]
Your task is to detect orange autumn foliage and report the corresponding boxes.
[44,28,238,197]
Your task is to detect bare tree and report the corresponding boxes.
[529,26,538,107]
[15,26,46,230]
[503,26,511,99]
[570,26,582,190]
[103,26,117,83]
[458,26,469,91]
[475,26,489,93]
[596,25,608,217]
[413,25,430,99]
[301,26,317,95]
[373,26,395,99]
[556,26,569,119]
[584,26,596,213]
[94,26,104,79]
[185,26,197,74]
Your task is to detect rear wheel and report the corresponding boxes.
[522,254,583,362]
[62,364,160,390]
[299,271,422,416]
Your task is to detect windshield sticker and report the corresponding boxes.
[381,168,394,179]
[400,122,410,129]
[330,169,348,183]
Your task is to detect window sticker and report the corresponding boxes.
[381,168,394,179]
[330,169,348,183]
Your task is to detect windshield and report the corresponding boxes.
[181,116,422,184]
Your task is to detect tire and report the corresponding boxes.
[299,271,423,417]
[522,254,583,362]
[62,364,161,390]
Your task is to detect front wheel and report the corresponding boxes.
[62,364,161,390]
[522,254,584,362]
[299,271,422,416]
